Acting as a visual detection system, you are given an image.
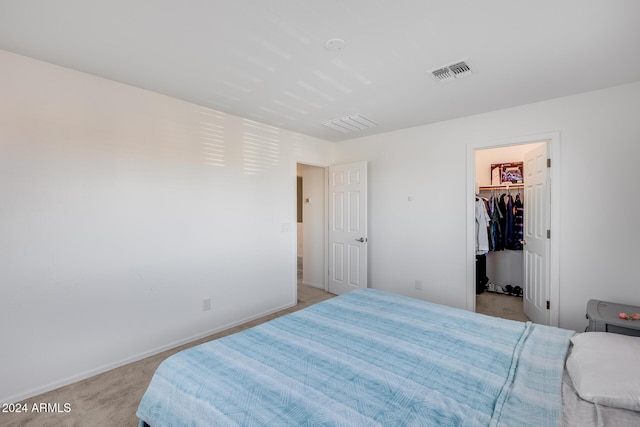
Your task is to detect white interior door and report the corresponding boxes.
[328,161,367,295]
[523,143,550,324]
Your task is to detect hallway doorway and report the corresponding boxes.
[296,163,326,291]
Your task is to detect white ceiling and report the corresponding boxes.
[2,0,640,142]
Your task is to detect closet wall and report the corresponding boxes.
[475,142,543,288]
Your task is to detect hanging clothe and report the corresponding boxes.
[504,193,524,250]
[489,194,503,251]
[513,194,524,250]
[476,254,488,294]
[498,194,508,249]
[475,197,490,255]
[503,195,514,249]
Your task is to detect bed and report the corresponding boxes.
[137,289,640,426]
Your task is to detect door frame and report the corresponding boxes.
[465,131,560,326]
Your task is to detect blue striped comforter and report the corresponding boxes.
[137,289,573,426]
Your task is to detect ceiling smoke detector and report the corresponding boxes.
[429,60,473,83]
[322,114,378,133]
[325,38,346,51]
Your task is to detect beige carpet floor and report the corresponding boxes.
[476,291,530,322]
[1,285,526,427]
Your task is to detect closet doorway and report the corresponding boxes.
[466,132,560,327]
[296,163,326,294]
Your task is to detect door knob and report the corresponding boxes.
[355,237,367,242]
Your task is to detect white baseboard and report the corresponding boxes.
[2,301,297,405]
[301,281,323,289]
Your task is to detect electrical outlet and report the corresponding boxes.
[202,297,211,312]
[415,280,423,290]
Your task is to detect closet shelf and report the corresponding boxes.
[478,184,524,191]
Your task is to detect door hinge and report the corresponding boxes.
[546,300,550,310]
[547,158,551,168]
[547,229,551,239]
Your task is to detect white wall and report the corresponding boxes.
[0,50,335,403]
[335,80,640,333]
[301,164,325,289]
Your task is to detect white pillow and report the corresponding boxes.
[567,332,640,411]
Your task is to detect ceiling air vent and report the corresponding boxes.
[323,114,378,133]
[429,60,473,83]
